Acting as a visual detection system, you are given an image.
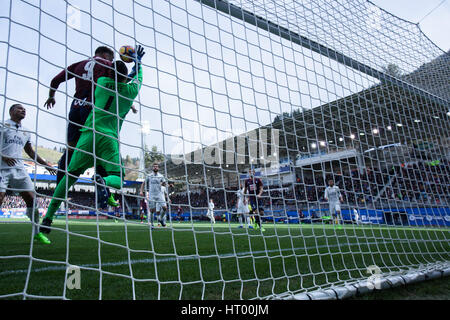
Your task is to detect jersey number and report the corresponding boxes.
[82,60,95,81]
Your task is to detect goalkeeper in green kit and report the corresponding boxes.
[40,45,145,235]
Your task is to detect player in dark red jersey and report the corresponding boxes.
[177,206,183,223]
[245,168,265,231]
[43,46,126,211]
[44,46,115,186]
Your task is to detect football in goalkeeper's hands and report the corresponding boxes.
[119,45,135,63]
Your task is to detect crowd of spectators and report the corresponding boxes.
[2,160,449,211]
[0,195,51,209]
[384,160,449,204]
[168,160,450,210]
[170,188,236,211]
[292,159,450,207]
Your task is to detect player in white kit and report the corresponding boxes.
[158,181,171,227]
[0,104,56,244]
[140,162,166,227]
[324,179,343,225]
[206,198,215,224]
[236,182,250,228]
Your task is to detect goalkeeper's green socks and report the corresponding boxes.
[40,174,78,235]
[45,175,77,221]
[104,176,122,207]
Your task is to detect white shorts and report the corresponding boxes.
[207,210,215,218]
[0,168,34,193]
[237,202,249,214]
[329,202,341,216]
[148,198,166,212]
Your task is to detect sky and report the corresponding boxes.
[370,0,450,51]
[0,0,448,161]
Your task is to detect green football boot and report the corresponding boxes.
[108,194,120,207]
[34,232,51,245]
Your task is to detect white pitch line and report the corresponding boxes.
[0,239,420,277]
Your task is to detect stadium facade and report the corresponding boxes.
[163,49,450,221]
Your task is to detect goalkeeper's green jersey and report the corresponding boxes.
[81,67,143,139]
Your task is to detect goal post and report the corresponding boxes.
[0,0,449,300]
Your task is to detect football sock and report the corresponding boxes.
[56,149,71,185]
[255,215,261,227]
[150,212,155,226]
[45,175,77,220]
[160,209,167,226]
[26,207,40,234]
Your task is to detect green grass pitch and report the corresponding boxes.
[0,218,449,300]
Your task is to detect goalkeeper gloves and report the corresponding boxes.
[135,44,145,63]
[128,44,146,80]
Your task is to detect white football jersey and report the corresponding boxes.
[237,188,246,206]
[161,185,168,199]
[145,172,166,199]
[208,201,214,211]
[0,119,31,169]
[325,185,341,203]
[236,188,249,213]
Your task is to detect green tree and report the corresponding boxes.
[382,63,402,77]
[144,145,165,169]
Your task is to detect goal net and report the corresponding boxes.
[0,0,449,300]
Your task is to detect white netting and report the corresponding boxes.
[0,0,449,300]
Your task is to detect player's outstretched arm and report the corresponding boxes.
[139,179,146,196]
[44,94,56,109]
[257,183,264,197]
[23,142,57,175]
[44,62,78,109]
[127,45,145,81]
[126,66,143,100]
[165,191,171,204]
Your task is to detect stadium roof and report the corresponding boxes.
[164,50,450,187]
[403,50,450,102]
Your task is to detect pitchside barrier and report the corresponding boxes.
[2,206,449,228]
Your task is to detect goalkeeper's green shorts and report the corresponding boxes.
[68,130,124,176]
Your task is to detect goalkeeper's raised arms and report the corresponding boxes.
[128,44,146,80]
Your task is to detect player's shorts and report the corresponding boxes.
[249,197,264,214]
[148,198,166,212]
[329,202,341,217]
[68,130,124,177]
[67,101,92,143]
[0,168,34,193]
[237,202,249,214]
[206,210,215,218]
